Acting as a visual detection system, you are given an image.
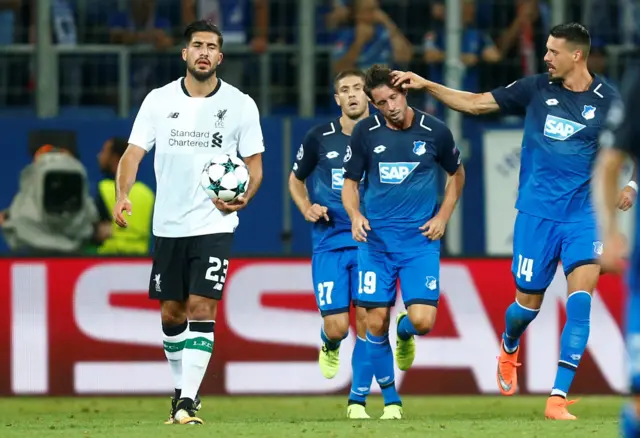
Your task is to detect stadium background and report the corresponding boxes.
[0,0,638,404]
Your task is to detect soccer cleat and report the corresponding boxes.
[319,344,340,379]
[164,392,202,424]
[173,398,204,425]
[347,403,370,419]
[496,340,521,396]
[380,404,403,420]
[395,312,416,371]
[545,396,578,420]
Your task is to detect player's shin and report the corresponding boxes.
[502,299,539,352]
[180,320,215,402]
[551,291,591,398]
[349,309,374,406]
[366,330,401,406]
[162,319,188,392]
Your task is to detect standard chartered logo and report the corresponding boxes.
[169,129,223,147]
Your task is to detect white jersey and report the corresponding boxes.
[128,78,264,238]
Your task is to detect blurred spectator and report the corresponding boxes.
[108,0,173,105]
[108,0,173,49]
[332,0,413,74]
[93,137,154,255]
[0,0,20,44]
[181,0,269,89]
[423,0,501,118]
[0,139,98,255]
[27,0,82,105]
[489,0,550,86]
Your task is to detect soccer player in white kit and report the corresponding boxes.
[112,20,265,425]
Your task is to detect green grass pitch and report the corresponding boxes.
[0,395,625,437]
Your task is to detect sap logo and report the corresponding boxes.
[331,168,345,190]
[332,168,363,189]
[378,162,418,184]
[543,115,586,141]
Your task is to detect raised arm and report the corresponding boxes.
[390,71,500,116]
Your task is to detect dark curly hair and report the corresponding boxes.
[364,64,399,100]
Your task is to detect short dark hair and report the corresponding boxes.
[549,22,591,57]
[110,137,128,158]
[364,64,397,100]
[333,69,366,91]
[184,20,224,48]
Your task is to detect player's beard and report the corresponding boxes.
[187,61,217,82]
[345,105,367,120]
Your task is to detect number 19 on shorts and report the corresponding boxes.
[516,254,534,282]
[358,271,376,295]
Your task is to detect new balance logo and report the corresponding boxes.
[211,132,223,148]
[167,112,179,118]
[543,115,586,141]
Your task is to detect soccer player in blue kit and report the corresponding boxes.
[392,22,636,419]
[594,68,640,437]
[342,64,465,419]
[289,69,374,419]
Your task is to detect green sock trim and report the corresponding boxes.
[163,340,186,353]
[185,337,214,353]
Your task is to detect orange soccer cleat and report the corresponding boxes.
[545,396,578,420]
[496,340,521,396]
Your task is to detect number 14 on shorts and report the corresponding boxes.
[516,254,534,282]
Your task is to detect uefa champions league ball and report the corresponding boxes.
[200,154,250,202]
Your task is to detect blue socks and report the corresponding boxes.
[320,325,345,351]
[348,336,374,405]
[621,402,640,438]
[397,314,420,340]
[627,290,640,395]
[502,300,539,353]
[551,291,591,397]
[366,331,402,406]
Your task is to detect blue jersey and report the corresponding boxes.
[344,109,461,253]
[601,72,640,290]
[292,119,361,253]
[491,73,619,223]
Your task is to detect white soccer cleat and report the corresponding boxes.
[380,404,403,420]
[347,404,370,419]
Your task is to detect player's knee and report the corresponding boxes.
[366,308,390,336]
[323,315,350,340]
[515,291,543,310]
[161,300,187,325]
[187,295,218,321]
[566,264,600,293]
[355,307,368,338]
[407,305,437,334]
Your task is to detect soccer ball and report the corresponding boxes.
[200,154,250,202]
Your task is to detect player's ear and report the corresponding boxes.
[217,52,224,66]
[181,47,187,62]
[334,93,340,107]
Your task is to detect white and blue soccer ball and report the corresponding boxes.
[200,154,250,202]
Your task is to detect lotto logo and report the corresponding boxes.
[543,115,586,141]
[331,168,345,190]
[379,162,418,184]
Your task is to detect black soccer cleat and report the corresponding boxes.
[165,390,202,424]
[173,398,204,425]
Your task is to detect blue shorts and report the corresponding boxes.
[357,247,440,308]
[512,211,600,294]
[311,248,359,317]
